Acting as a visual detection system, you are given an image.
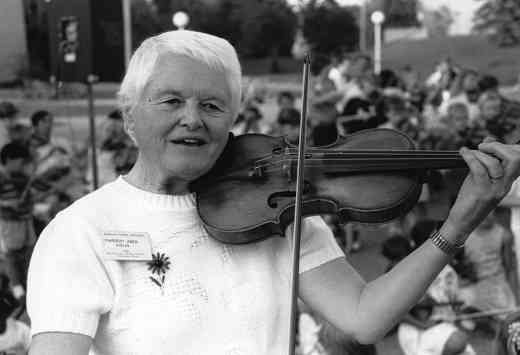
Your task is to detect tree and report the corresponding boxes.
[235,0,297,71]
[132,0,163,49]
[473,0,520,46]
[383,0,419,28]
[422,5,454,38]
[152,0,296,72]
[301,0,359,58]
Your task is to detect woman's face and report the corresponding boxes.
[128,53,235,183]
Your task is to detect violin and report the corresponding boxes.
[191,55,468,355]
[192,128,467,244]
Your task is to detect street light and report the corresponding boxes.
[172,11,190,30]
[370,10,385,75]
[359,1,367,52]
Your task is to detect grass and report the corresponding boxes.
[241,34,520,88]
[382,35,520,85]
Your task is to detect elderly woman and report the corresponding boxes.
[27,30,520,355]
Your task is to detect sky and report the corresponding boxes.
[286,0,481,35]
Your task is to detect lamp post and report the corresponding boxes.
[122,0,132,69]
[172,11,189,30]
[370,10,385,75]
[359,1,367,53]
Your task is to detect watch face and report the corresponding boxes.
[65,52,77,63]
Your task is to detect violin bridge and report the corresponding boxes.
[249,165,264,178]
[282,161,292,182]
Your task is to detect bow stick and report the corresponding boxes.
[287,53,312,355]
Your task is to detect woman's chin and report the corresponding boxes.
[165,162,211,181]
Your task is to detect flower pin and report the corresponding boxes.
[147,252,171,292]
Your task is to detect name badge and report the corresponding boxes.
[103,231,153,261]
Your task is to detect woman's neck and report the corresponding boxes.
[124,159,190,195]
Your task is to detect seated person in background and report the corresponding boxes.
[386,223,476,355]
[479,91,519,144]
[29,111,53,152]
[231,105,264,135]
[401,65,427,113]
[0,102,19,149]
[28,110,80,211]
[86,109,137,189]
[0,143,39,298]
[277,91,297,111]
[458,212,517,318]
[0,273,30,354]
[309,53,343,146]
[8,124,31,147]
[378,69,405,97]
[338,74,385,135]
[297,301,377,355]
[497,311,520,355]
[420,102,484,152]
[377,96,420,141]
[439,69,481,124]
[275,107,304,145]
[381,234,414,272]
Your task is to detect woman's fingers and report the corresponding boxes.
[472,150,504,180]
[478,141,520,182]
[459,147,489,183]
[482,136,498,144]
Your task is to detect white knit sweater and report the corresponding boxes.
[27,176,343,355]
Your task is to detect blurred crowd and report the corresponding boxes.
[1,52,520,354]
[0,102,136,354]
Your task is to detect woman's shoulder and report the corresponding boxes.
[49,179,124,230]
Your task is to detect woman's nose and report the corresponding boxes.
[179,101,203,129]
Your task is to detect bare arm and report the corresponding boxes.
[29,332,92,355]
[499,194,520,208]
[300,223,453,343]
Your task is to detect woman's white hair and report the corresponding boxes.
[118,30,242,119]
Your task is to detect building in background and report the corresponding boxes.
[0,0,29,84]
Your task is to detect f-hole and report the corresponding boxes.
[267,181,313,208]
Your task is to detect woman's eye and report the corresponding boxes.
[202,102,223,112]
[165,97,182,106]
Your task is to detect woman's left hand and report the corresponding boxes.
[444,138,520,242]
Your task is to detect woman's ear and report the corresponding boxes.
[123,110,138,145]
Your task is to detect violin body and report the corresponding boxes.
[194,129,438,244]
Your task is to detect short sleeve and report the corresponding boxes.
[27,212,114,337]
[285,216,345,274]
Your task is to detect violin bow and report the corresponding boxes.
[287,52,312,355]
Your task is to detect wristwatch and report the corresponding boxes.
[429,229,465,256]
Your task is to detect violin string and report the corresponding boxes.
[252,157,464,170]
[283,152,462,157]
[220,156,466,179]
[284,148,462,154]
[250,152,462,169]
[259,163,465,174]
[249,159,466,175]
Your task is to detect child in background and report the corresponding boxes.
[277,91,296,111]
[383,222,476,355]
[0,273,30,354]
[232,106,264,135]
[497,311,520,355]
[276,107,304,145]
[0,143,38,297]
[0,102,19,149]
[458,212,517,316]
[297,301,377,355]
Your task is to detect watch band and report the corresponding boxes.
[429,230,465,256]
